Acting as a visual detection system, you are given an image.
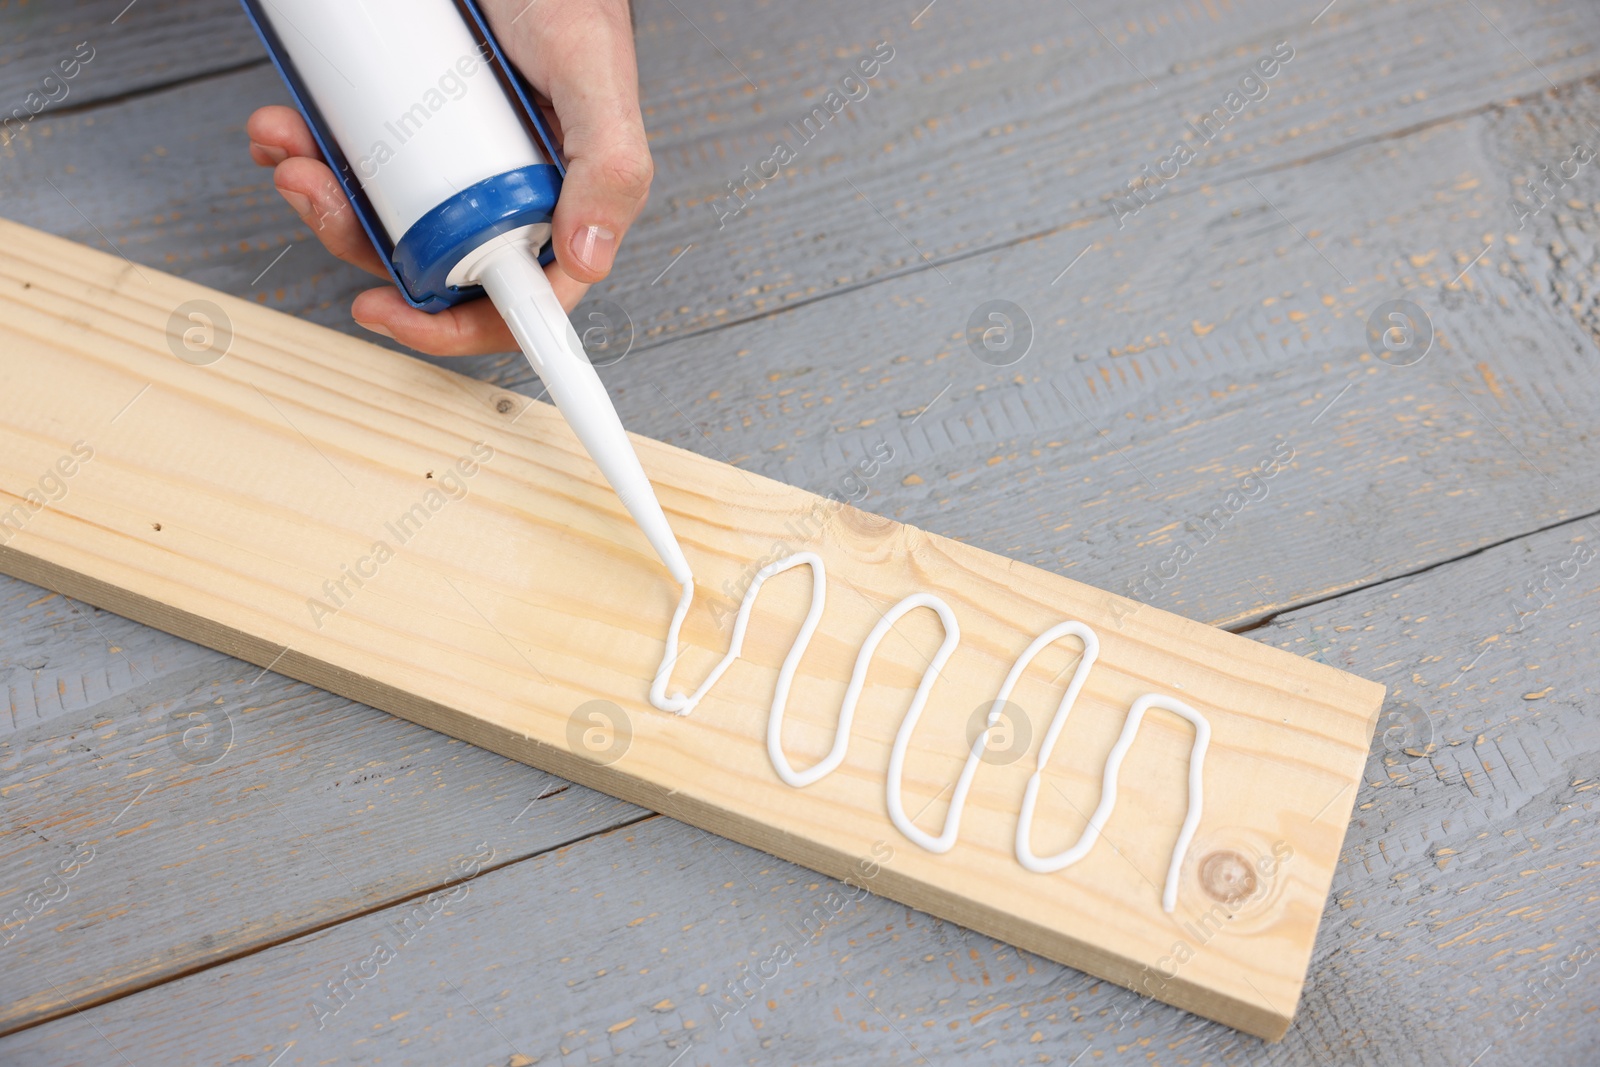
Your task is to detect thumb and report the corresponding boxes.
[554,127,653,282]
[523,2,652,283]
[484,0,651,281]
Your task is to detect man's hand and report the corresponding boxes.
[245,0,651,356]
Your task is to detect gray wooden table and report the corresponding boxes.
[3,0,1598,1063]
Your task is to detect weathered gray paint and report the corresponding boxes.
[1,0,1597,1062]
[0,0,262,117]
[7,1,1600,356]
[0,594,647,1032]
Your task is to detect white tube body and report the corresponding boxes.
[255,0,546,241]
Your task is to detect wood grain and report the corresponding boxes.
[2,510,1593,1066]
[0,220,1382,1038]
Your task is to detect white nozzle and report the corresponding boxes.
[469,237,692,586]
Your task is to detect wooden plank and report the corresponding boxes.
[3,514,1590,1067]
[0,220,1383,1038]
[0,479,647,1036]
[0,0,263,119]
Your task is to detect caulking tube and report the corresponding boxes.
[245,0,692,585]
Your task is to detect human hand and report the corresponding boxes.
[246,0,652,356]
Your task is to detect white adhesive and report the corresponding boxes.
[648,553,1210,912]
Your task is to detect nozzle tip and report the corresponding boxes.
[665,547,694,588]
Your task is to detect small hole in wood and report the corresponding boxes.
[151,523,162,531]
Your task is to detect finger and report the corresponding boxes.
[352,287,515,356]
[350,259,590,356]
[271,156,390,279]
[553,122,653,284]
[544,259,591,311]
[246,105,320,166]
[495,0,652,283]
[249,107,388,279]
[532,94,563,145]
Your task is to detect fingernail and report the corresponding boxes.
[356,320,394,338]
[277,186,313,219]
[251,141,288,165]
[571,224,616,274]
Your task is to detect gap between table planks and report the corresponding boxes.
[0,221,1384,1039]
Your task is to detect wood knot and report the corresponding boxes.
[834,504,895,538]
[495,396,516,415]
[1199,850,1257,904]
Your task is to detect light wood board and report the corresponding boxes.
[0,220,1383,1039]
